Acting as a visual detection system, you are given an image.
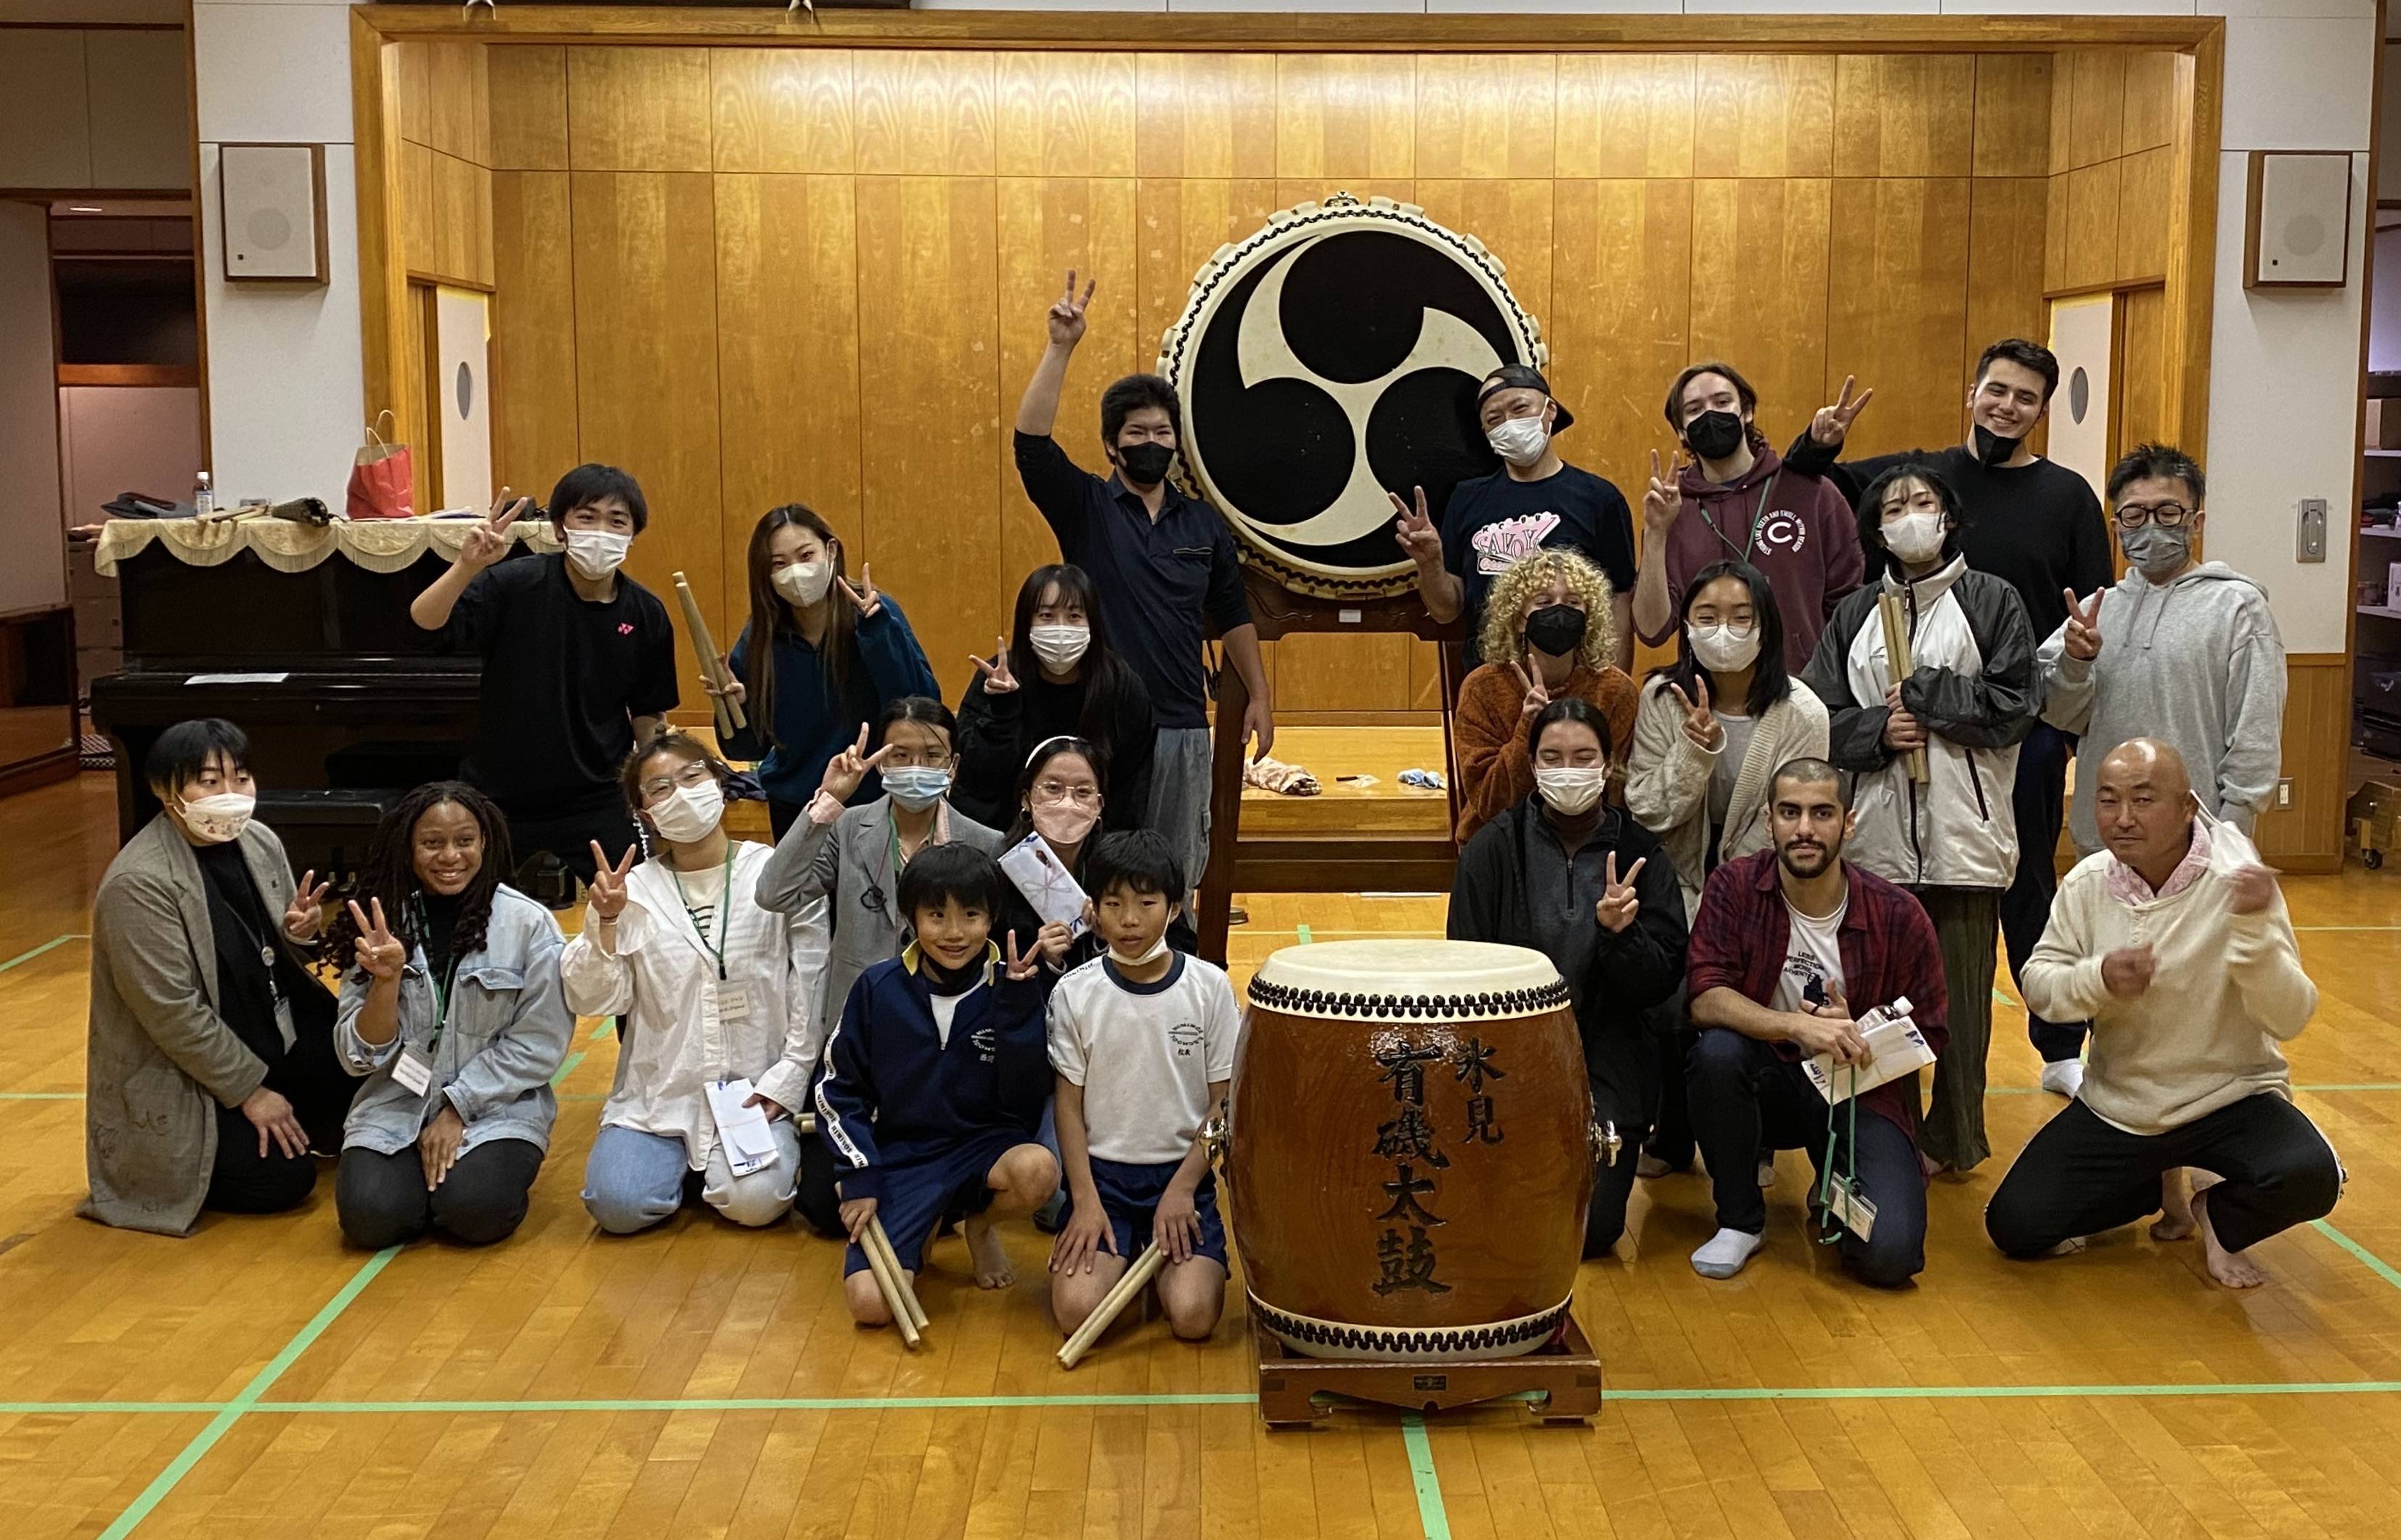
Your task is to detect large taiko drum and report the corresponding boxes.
[1227,939,1593,1363]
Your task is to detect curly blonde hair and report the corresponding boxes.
[1477,548,1617,674]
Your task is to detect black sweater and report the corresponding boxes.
[953,669,1157,836]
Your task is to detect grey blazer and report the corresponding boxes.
[334,884,571,1157]
[754,796,1004,1059]
[83,815,306,1237]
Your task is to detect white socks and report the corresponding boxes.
[1691,1228,1764,1279]
[2040,1059,2086,1099]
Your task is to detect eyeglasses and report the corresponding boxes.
[2113,502,2193,529]
[1030,781,1100,806]
[639,762,716,801]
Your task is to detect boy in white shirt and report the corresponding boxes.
[1047,831,1242,1343]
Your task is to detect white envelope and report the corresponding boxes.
[999,831,1090,938]
[705,1077,780,1177]
[1803,1014,1936,1104]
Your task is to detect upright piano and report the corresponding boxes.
[89,527,491,878]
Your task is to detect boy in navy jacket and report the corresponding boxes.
[813,844,1059,1326]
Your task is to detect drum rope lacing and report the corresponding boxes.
[1244,979,1572,1020]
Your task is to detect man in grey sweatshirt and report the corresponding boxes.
[2038,441,2286,862]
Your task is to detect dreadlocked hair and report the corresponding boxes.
[322,781,514,977]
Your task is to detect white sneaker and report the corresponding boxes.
[2040,1059,2085,1099]
[1691,1228,1764,1279]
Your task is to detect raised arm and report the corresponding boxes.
[1391,485,1464,624]
[1631,449,1684,645]
[410,491,529,630]
[1015,270,1093,439]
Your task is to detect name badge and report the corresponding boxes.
[391,1047,435,1096]
[710,980,753,1028]
[1825,1176,1878,1243]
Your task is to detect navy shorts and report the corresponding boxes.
[1089,1157,1227,1267]
[841,1128,1031,1276]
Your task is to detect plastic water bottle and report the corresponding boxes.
[193,470,215,518]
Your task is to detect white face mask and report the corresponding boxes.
[178,791,256,844]
[773,560,833,606]
[565,529,632,580]
[1108,932,1171,969]
[648,778,725,844]
[1028,624,1091,673]
[1881,510,1946,566]
[1486,414,1550,468]
[1687,622,1761,675]
[1533,766,1605,817]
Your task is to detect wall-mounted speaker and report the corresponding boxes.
[219,142,327,284]
[2244,150,2352,290]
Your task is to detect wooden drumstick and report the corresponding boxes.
[672,571,749,739]
[867,1217,929,1332]
[1056,1242,1165,1370]
[858,1218,923,1348]
[1876,592,1928,785]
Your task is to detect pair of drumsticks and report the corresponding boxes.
[856,1221,1162,1366]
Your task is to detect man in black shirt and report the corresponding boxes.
[409,464,680,897]
[1395,364,1638,669]
[1787,338,2114,1094]
[1012,271,1274,900]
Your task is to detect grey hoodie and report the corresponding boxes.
[2038,561,2285,852]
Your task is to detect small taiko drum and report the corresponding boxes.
[1228,939,1594,1362]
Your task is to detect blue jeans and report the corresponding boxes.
[582,1123,799,1234]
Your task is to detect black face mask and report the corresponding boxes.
[1683,409,1745,462]
[915,946,986,997]
[1523,604,1589,658]
[1114,441,1175,486]
[1971,423,2021,468]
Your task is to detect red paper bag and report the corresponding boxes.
[346,410,414,520]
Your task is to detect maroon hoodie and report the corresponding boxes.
[1649,444,1864,672]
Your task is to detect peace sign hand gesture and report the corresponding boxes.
[1809,375,1876,447]
[1642,449,1685,536]
[283,869,332,942]
[1667,677,1721,752]
[587,842,637,922]
[347,897,407,982]
[1512,649,1552,722]
[1596,852,1647,934]
[818,724,893,804]
[1048,269,1096,349]
[2062,587,2105,662]
[1003,929,1040,983]
[833,562,882,620]
[460,488,530,571]
[972,635,1019,696]
[1390,485,1443,566]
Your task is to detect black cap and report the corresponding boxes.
[1477,364,1573,433]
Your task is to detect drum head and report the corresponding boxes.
[1250,938,1565,1019]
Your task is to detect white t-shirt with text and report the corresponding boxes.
[1772,893,1848,1015]
[1048,953,1242,1166]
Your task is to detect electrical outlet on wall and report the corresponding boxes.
[2278,778,2294,809]
[2297,499,2328,562]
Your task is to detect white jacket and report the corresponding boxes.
[1623,673,1829,922]
[1803,555,2040,891]
[560,841,829,1170]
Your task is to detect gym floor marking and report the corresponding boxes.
[0,932,83,972]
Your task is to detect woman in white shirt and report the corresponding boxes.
[563,733,828,1234]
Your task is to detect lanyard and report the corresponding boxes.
[670,844,735,981]
[412,894,461,1051]
[1700,469,1782,563]
[219,887,284,1006]
[1815,1062,1859,1245]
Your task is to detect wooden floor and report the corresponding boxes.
[9,768,2401,1539]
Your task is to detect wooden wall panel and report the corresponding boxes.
[2116,283,2170,457]
[2062,50,2126,171]
[1827,179,1972,460]
[1833,55,1973,178]
[566,48,713,172]
[2121,49,2178,155]
[1275,55,1415,182]
[1134,53,1276,180]
[710,48,852,174]
[855,176,1000,706]
[2115,145,2172,281]
[2061,158,2121,293]
[854,51,996,176]
[1555,54,1693,179]
[1415,54,1554,180]
[1965,179,2050,397]
[570,171,725,701]
[1972,54,2053,179]
[2254,656,2352,872]
[489,171,579,502]
[1687,177,1830,450]
[713,174,862,587]
[1133,177,1279,375]
[995,52,1138,178]
[489,46,567,172]
[1692,56,1833,179]
[1550,179,1692,503]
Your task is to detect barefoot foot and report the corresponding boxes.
[2047,1236,2088,1258]
[2152,1167,2196,1241]
[2192,1185,2267,1289]
[964,1212,1016,1290]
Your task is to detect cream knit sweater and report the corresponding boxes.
[2021,847,2315,1137]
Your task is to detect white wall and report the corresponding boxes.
[0,205,67,615]
[57,386,205,526]
[192,1,365,506]
[185,0,2382,653]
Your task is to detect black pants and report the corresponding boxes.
[203,1020,356,1215]
[502,795,640,899]
[794,1126,845,1239]
[1586,1117,1647,1260]
[1687,1029,1928,1287]
[1986,1094,2342,1258]
[334,1137,545,1248]
[2002,723,2084,1063]
[1643,987,1697,1170]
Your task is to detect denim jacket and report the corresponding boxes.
[335,884,572,1157]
